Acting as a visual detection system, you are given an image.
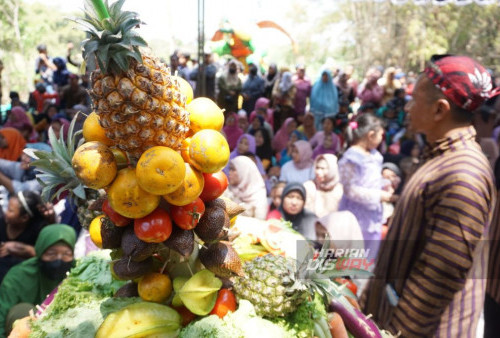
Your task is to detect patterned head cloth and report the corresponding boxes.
[424,55,500,111]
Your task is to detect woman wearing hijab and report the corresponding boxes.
[49,115,70,140]
[279,140,314,184]
[272,71,296,129]
[248,115,273,140]
[297,112,316,140]
[223,112,244,151]
[249,97,274,127]
[309,116,341,155]
[278,130,305,167]
[227,134,266,176]
[264,63,278,100]
[227,156,268,219]
[4,107,33,131]
[310,69,339,130]
[217,60,242,116]
[253,127,273,170]
[276,182,317,240]
[0,191,54,282]
[272,117,297,154]
[0,128,26,161]
[304,154,343,218]
[0,224,76,336]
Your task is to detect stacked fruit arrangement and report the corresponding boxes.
[29,1,391,337]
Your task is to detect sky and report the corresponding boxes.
[25,0,297,47]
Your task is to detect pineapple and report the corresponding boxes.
[233,254,308,318]
[76,0,190,161]
[30,116,104,229]
[233,238,372,318]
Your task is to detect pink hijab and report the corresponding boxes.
[223,112,244,151]
[272,117,295,153]
[313,154,339,191]
[5,107,33,130]
[249,97,274,126]
[229,156,266,204]
[293,140,313,170]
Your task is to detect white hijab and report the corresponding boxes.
[228,156,267,219]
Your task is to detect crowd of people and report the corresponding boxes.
[0,43,499,337]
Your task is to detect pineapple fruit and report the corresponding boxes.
[233,254,308,318]
[78,0,190,160]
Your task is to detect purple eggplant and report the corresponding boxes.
[329,298,382,338]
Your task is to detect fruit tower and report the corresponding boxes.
[33,0,243,314]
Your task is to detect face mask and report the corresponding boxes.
[40,259,74,281]
[229,68,236,74]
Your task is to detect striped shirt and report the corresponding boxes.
[360,126,496,337]
[486,192,500,304]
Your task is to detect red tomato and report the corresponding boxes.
[199,171,228,202]
[170,198,206,230]
[335,278,358,296]
[134,208,173,243]
[173,305,197,326]
[102,199,132,227]
[210,289,236,318]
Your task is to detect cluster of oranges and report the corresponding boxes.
[76,77,232,303]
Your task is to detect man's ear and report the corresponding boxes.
[434,98,451,122]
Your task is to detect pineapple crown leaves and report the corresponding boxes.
[72,0,147,75]
[31,113,87,203]
[293,234,373,306]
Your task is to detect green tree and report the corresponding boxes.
[0,0,85,105]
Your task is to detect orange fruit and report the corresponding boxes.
[82,112,114,146]
[173,76,193,105]
[72,141,117,189]
[186,97,224,133]
[107,167,161,218]
[189,130,230,173]
[164,163,204,206]
[138,272,172,303]
[136,146,186,195]
[180,137,191,163]
[89,214,105,248]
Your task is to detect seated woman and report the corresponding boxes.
[3,107,38,142]
[249,97,274,129]
[303,154,343,218]
[308,116,341,155]
[227,134,266,174]
[253,128,273,170]
[296,112,316,140]
[272,117,297,154]
[0,128,26,161]
[0,191,55,282]
[278,130,305,167]
[227,156,268,220]
[0,224,76,337]
[312,132,338,159]
[222,112,243,152]
[268,182,317,241]
[279,140,314,184]
[249,113,274,139]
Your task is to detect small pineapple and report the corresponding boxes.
[233,237,369,318]
[31,116,103,229]
[232,254,308,318]
[76,0,190,160]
